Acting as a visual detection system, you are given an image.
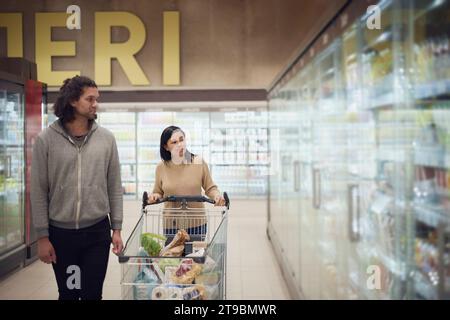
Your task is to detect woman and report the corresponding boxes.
[149,126,225,238]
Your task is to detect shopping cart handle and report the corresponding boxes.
[224,192,230,210]
[143,192,230,208]
[165,195,215,204]
[142,191,168,208]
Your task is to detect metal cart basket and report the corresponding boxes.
[118,192,230,300]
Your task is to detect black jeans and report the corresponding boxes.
[49,217,112,300]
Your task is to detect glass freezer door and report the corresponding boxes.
[407,0,450,300]
[0,80,25,257]
[298,64,321,299]
[359,0,410,299]
[278,78,302,290]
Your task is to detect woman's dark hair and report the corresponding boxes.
[53,75,97,123]
[160,126,194,162]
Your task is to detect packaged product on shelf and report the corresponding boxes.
[414,121,446,167]
[224,152,236,164]
[415,238,439,286]
[236,152,246,164]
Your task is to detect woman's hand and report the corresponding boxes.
[214,194,226,206]
[148,193,163,204]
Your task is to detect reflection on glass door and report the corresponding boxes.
[359,0,410,299]
[408,0,450,300]
[0,80,25,257]
[315,42,346,299]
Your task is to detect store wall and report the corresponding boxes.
[0,0,347,89]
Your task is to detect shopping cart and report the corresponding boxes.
[118,192,230,300]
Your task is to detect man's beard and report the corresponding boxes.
[76,111,97,120]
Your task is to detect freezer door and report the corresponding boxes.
[407,0,450,300]
[0,80,25,259]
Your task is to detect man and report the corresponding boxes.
[31,75,124,300]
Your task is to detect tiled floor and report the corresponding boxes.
[0,199,290,300]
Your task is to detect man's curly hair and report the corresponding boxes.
[53,75,97,123]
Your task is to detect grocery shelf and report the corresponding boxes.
[376,147,406,163]
[414,79,450,100]
[120,161,136,165]
[367,92,396,109]
[137,161,159,165]
[0,140,22,147]
[414,271,439,300]
[413,202,450,230]
[414,147,449,169]
[376,249,407,280]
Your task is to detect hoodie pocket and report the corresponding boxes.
[82,185,110,217]
[49,186,77,223]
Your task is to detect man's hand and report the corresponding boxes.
[112,230,124,255]
[37,237,57,264]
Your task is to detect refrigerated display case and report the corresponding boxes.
[407,0,450,300]
[97,112,137,199]
[97,109,269,200]
[0,58,46,277]
[268,0,450,300]
[210,110,269,198]
[354,0,410,300]
[297,64,321,300]
[0,80,25,261]
[136,112,174,197]
[269,81,303,297]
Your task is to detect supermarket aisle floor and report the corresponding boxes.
[0,199,290,300]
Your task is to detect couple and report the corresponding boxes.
[31,75,225,300]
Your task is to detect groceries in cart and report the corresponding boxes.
[141,233,167,256]
[120,193,229,300]
[160,229,190,257]
[131,230,220,300]
[132,256,219,300]
[151,284,207,300]
[172,258,203,284]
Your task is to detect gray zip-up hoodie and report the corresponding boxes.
[31,119,123,239]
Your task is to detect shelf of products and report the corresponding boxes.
[98,112,137,198]
[97,110,269,199]
[0,82,25,259]
[267,0,450,300]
